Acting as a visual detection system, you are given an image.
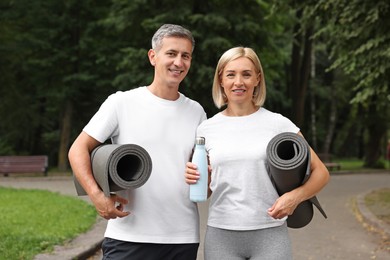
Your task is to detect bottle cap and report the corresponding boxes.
[195,136,205,145]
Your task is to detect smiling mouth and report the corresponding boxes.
[169,69,183,75]
[232,89,246,93]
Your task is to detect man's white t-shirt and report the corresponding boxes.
[84,87,206,243]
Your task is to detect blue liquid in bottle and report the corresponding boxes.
[190,137,208,202]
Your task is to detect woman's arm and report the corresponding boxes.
[267,132,330,219]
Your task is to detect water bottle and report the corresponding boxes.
[190,137,208,202]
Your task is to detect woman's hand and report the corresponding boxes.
[185,162,200,184]
[267,191,301,219]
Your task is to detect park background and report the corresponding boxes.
[0,0,389,171]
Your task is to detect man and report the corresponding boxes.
[68,24,206,260]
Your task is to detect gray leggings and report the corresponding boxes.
[204,224,292,260]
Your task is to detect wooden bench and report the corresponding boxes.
[323,162,341,171]
[0,156,49,176]
[317,153,341,171]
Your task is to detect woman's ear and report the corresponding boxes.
[257,73,261,86]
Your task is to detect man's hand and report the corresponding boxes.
[90,190,130,220]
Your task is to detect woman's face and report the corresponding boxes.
[220,57,260,105]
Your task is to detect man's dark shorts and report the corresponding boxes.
[102,237,199,260]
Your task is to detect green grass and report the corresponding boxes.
[334,158,390,171]
[0,187,97,260]
[365,188,390,226]
[337,159,365,170]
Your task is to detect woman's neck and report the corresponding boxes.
[222,104,259,117]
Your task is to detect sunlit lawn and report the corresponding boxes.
[337,159,365,170]
[335,158,390,171]
[0,187,97,260]
[365,188,390,226]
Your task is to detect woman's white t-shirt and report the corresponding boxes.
[197,108,299,230]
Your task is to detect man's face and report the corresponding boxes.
[149,37,193,88]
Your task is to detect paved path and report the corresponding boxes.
[288,172,389,259]
[1,172,389,259]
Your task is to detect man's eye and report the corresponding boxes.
[182,54,190,60]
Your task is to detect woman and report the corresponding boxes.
[186,47,330,259]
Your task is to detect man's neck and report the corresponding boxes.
[147,83,180,101]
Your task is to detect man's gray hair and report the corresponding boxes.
[151,24,195,52]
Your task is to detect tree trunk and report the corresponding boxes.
[323,87,337,154]
[365,124,386,168]
[290,8,313,128]
[58,100,73,171]
[364,98,387,168]
[309,88,317,150]
[309,40,317,150]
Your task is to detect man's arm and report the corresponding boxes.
[68,131,130,219]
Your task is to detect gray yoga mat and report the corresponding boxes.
[266,132,327,228]
[74,144,152,197]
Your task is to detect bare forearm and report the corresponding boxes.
[292,150,330,203]
[69,148,100,196]
[68,132,101,197]
[268,153,329,219]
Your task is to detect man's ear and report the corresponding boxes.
[148,49,156,66]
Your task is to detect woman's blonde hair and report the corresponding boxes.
[212,46,266,109]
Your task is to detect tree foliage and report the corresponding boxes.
[312,0,389,105]
[104,0,289,117]
[0,0,388,169]
[0,0,289,169]
[309,0,390,166]
[0,0,117,168]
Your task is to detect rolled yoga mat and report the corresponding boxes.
[266,132,327,228]
[74,144,152,197]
